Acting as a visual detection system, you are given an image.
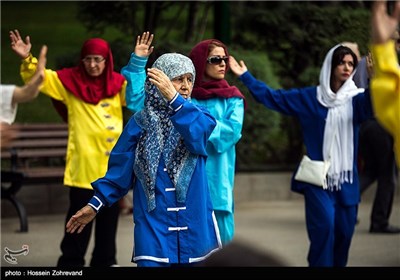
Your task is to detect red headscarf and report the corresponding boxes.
[189,39,246,107]
[53,38,125,121]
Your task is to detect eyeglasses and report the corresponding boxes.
[82,56,106,64]
[207,56,229,65]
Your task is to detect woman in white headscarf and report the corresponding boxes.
[229,45,373,267]
[65,53,221,267]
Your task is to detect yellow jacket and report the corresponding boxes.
[21,55,127,189]
[370,40,400,166]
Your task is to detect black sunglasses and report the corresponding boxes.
[207,56,229,65]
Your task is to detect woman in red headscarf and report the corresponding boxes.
[189,39,246,246]
[9,30,144,267]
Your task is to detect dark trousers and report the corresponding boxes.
[57,187,120,267]
[359,119,398,229]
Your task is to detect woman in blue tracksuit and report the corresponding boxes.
[65,52,222,267]
[229,44,373,267]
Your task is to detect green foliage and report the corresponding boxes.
[229,1,371,164]
[231,2,371,87]
[76,1,143,38]
[1,1,373,167]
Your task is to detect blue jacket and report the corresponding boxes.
[239,71,373,206]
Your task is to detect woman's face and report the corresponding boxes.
[82,55,106,77]
[171,73,194,99]
[204,46,227,81]
[332,54,355,85]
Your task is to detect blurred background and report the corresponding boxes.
[1,0,374,169]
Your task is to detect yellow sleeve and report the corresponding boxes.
[20,53,38,83]
[20,54,68,102]
[370,40,400,166]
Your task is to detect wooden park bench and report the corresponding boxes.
[1,123,68,232]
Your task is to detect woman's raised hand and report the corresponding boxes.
[371,1,400,44]
[9,29,32,59]
[229,55,248,77]
[135,31,154,58]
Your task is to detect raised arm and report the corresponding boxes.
[12,45,47,104]
[121,31,155,113]
[370,0,400,166]
[134,31,154,58]
[371,1,400,45]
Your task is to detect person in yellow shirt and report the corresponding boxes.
[370,0,400,166]
[9,29,143,267]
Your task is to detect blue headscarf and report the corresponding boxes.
[133,53,197,212]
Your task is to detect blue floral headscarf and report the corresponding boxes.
[133,53,197,212]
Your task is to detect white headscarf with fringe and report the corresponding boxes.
[316,44,364,190]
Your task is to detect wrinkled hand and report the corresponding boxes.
[66,205,96,234]
[147,68,176,101]
[135,31,154,58]
[371,1,400,44]
[9,29,31,59]
[229,55,248,77]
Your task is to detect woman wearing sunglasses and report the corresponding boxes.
[189,40,246,246]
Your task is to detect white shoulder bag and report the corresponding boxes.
[294,128,336,189]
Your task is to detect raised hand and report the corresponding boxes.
[9,29,32,59]
[135,31,154,58]
[31,45,47,85]
[228,55,248,77]
[12,45,48,104]
[371,1,400,44]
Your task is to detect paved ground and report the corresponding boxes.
[1,196,399,268]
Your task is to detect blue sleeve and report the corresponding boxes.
[239,71,312,116]
[90,116,142,208]
[353,88,374,124]
[169,95,217,156]
[120,53,147,113]
[208,98,245,153]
